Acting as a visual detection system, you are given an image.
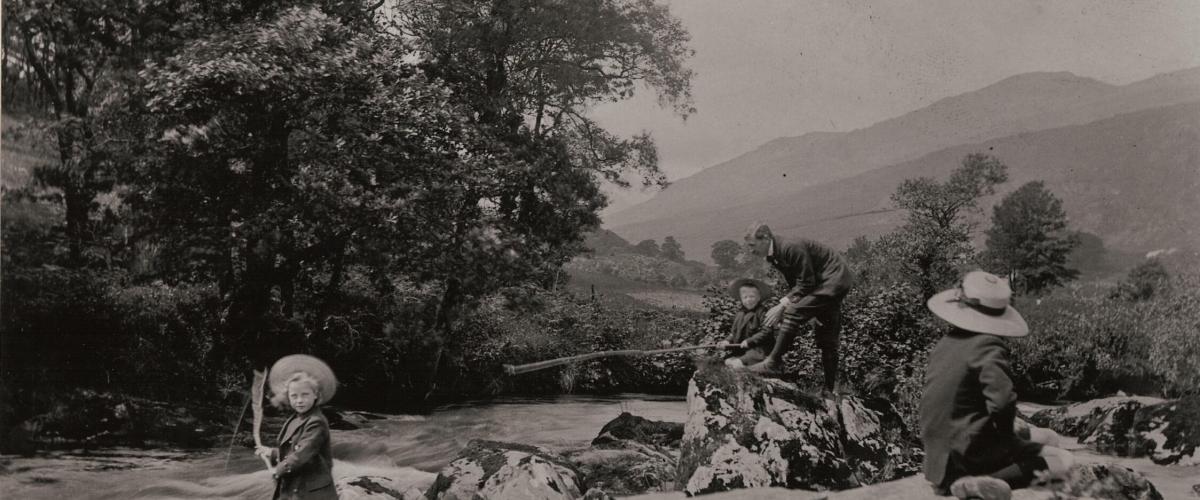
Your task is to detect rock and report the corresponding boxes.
[592,412,684,448]
[10,389,222,451]
[622,464,1163,500]
[1030,396,1163,454]
[426,439,585,500]
[675,364,920,496]
[1045,463,1164,500]
[337,476,425,499]
[574,412,681,495]
[1129,395,1200,466]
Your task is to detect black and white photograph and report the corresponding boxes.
[1,1,1198,499]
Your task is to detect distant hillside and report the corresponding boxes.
[607,67,1200,234]
[610,101,1200,262]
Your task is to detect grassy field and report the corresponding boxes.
[565,268,707,315]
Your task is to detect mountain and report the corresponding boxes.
[606,68,1200,232]
[609,101,1200,262]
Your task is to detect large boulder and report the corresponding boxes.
[425,440,585,500]
[568,412,682,496]
[676,364,920,496]
[1029,396,1163,455]
[1129,395,1200,466]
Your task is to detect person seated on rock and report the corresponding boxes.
[741,222,854,392]
[256,367,337,500]
[920,271,1074,500]
[717,278,777,368]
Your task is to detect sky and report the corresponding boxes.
[590,0,1200,214]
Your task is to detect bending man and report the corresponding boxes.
[743,222,853,392]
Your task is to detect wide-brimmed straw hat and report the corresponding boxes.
[728,278,773,301]
[927,271,1028,337]
[269,354,338,405]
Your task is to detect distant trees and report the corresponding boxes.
[635,239,661,257]
[661,236,685,261]
[983,181,1080,295]
[711,240,742,269]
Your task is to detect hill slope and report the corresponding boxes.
[607,67,1200,233]
[610,101,1200,260]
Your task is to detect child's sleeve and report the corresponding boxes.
[275,419,329,477]
[743,309,774,347]
[971,338,1018,432]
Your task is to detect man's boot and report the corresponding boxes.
[748,325,796,376]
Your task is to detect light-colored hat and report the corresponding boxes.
[927,271,1028,337]
[270,354,338,405]
[728,278,773,301]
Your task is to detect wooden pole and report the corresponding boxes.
[502,343,724,375]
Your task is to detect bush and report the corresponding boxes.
[1008,272,1200,400]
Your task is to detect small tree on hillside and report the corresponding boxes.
[634,239,661,257]
[661,236,685,261]
[711,239,741,269]
[983,181,1080,295]
[884,153,1009,298]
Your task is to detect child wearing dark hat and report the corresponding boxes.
[256,355,339,500]
[920,271,1073,500]
[718,278,777,368]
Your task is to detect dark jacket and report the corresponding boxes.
[767,237,853,305]
[919,330,1039,487]
[725,302,774,351]
[271,409,336,500]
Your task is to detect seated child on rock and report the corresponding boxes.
[919,271,1073,500]
[717,278,777,368]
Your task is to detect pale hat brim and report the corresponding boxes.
[270,354,338,405]
[926,288,1029,337]
[728,278,773,301]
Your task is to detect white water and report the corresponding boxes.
[0,394,688,499]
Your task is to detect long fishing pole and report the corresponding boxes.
[503,343,725,375]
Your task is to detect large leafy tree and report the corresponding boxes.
[0,0,366,265]
[883,153,1009,297]
[128,6,611,374]
[983,181,1080,295]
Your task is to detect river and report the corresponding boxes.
[0,394,688,499]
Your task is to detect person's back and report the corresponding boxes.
[920,330,1020,488]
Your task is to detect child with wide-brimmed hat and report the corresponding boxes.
[718,278,777,368]
[255,354,339,500]
[920,271,1073,500]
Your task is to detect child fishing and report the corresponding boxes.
[255,354,339,500]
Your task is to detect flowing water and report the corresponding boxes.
[0,394,688,499]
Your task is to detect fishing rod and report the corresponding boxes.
[502,343,726,375]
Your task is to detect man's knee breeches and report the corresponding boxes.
[779,297,842,351]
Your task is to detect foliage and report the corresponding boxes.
[396,0,694,188]
[1110,258,1170,301]
[454,289,708,395]
[710,239,741,269]
[1008,270,1200,400]
[634,239,661,257]
[660,235,684,261]
[983,181,1080,295]
[851,153,1010,298]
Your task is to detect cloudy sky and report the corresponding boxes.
[590,0,1200,214]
